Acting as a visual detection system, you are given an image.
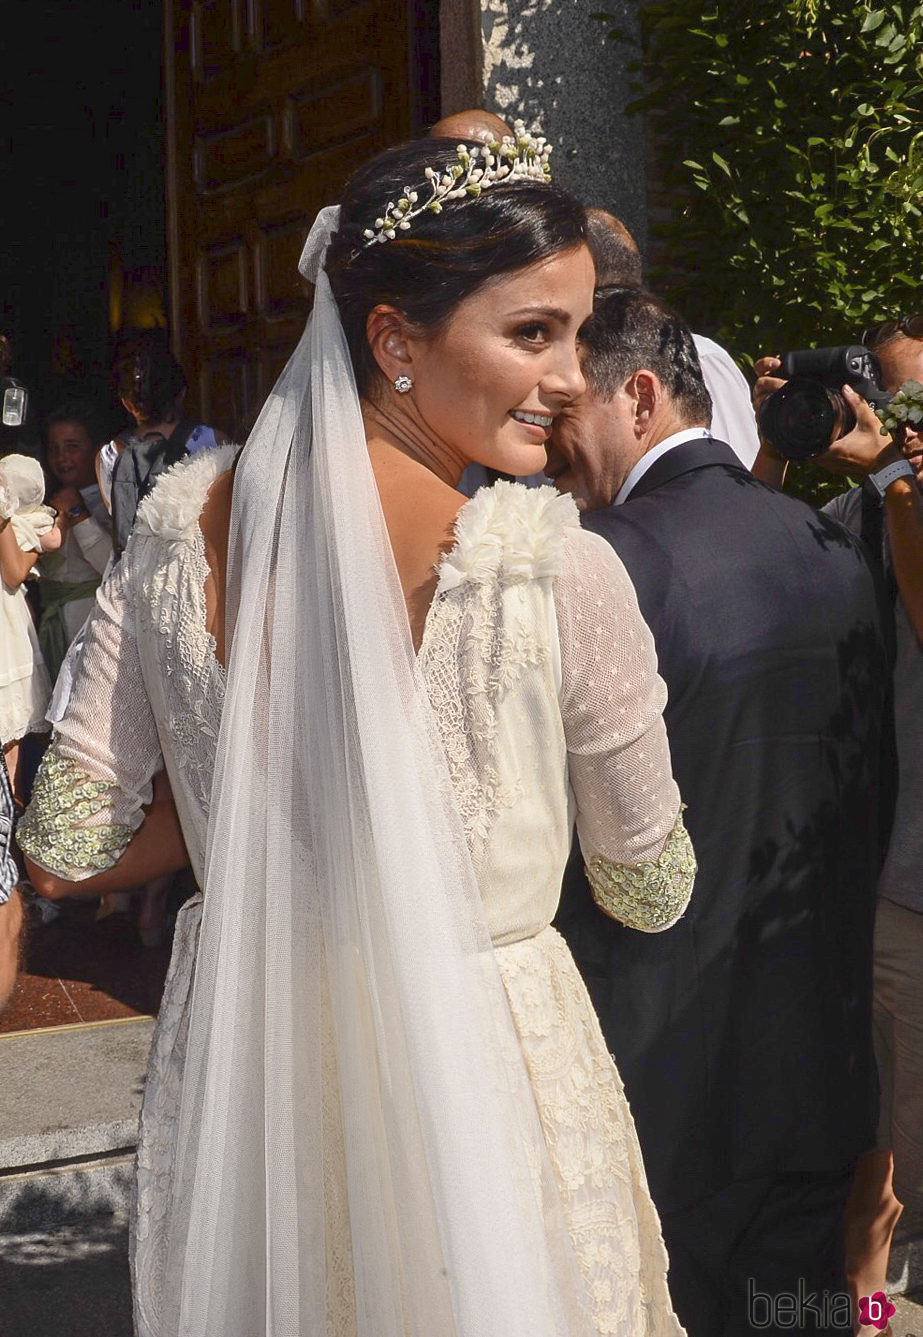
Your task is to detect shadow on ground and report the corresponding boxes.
[0,1217,132,1337]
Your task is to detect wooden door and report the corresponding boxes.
[164,0,436,435]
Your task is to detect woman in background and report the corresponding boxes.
[39,403,112,683]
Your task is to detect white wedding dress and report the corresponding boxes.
[20,444,693,1337]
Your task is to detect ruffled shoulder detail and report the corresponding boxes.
[436,481,581,594]
[134,444,238,543]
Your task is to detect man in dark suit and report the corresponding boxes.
[548,287,893,1335]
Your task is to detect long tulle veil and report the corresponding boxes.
[153,207,594,1335]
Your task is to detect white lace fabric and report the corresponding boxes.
[19,447,233,885]
[419,480,683,948]
[17,561,160,871]
[495,927,684,1335]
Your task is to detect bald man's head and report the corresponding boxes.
[585,208,642,287]
[430,110,513,145]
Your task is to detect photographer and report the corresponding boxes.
[753,326,923,638]
[753,316,923,1314]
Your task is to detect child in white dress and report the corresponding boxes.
[0,454,59,798]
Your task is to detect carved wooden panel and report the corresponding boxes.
[324,0,368,18]
[253,0,306,50]
[199,349,253,435]
[255,220,309,321]
[287,66,382,158]
[166,0,438,435]
[197,241,249,331]
[194,113,276,194]
[190,0,243,83]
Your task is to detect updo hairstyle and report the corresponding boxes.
[325,138,588,396]
[113,332,187,426]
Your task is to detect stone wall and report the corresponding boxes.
[477,0,647,248]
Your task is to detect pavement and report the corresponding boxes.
[0,1017,153,1172]
[0,893,171,1034]
[0,1018,150,1337]
[0,1218,133,1337]
[893,1292,923,1336]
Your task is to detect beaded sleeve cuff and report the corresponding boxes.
[586,811,696,932]
[17,753,134,881]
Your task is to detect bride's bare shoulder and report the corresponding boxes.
[199,456,236,578]
[200,462,235,533]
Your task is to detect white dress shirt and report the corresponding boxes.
[615,428,712,505]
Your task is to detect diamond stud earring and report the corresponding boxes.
[393,375,413,394]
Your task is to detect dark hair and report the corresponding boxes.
[581,287,712,426]
[325,138,588,395]
[864,313,923,354]
[113,332,187,425]
[43,400,104,448]
[584,210,642,287]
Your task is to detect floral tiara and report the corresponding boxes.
[362,122,553,246]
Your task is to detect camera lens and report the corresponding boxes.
[758,379,853,460]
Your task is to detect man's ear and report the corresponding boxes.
[627,369,659,435]
[366,305,417,385]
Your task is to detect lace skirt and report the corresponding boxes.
[132,913,685,1337]
[494,926,685,1337]
[131,895,202,1337]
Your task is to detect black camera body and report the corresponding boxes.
[758,345,891,460]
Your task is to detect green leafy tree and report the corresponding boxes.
[618,0,923,352]
[597,1,923,497]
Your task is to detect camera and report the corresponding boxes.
[758,346,891,460]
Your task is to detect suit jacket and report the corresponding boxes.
[556,437,892,1215]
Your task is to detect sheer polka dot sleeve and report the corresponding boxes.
[554,529,695,931]
[18,557,163,880]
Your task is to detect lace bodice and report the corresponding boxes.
[20,451,690,941]
[421,481,684,943]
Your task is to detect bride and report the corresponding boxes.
[21,131,694,1337]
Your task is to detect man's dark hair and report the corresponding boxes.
[581,286,712,426]
[584,209,642,287]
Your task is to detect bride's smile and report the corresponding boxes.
[363,243,595,485]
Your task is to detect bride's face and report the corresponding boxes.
[406,244,595,478]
